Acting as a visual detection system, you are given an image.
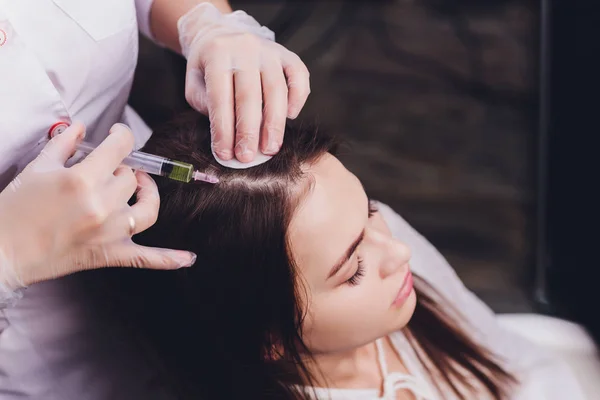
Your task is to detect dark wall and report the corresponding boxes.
[541,0,600,341]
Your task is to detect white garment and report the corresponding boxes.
[303,333,439,400]
[0,0,156,191]
[302,203,587,400]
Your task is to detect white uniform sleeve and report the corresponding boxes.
[135,0,156,40]
[376,202,587,400]
[0,277,174,400]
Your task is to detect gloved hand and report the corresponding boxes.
[178,3,310,163]
[0,123,196,306]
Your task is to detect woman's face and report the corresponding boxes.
[288,154,416,354]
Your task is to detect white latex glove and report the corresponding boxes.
[178,3,310,163]
[0,123,196,307]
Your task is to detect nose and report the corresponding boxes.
[379,237,411,279]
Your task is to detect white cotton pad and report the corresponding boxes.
[211,148,273,169]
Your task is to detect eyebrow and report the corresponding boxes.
[327,230,365,280]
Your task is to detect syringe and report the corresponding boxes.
[75,142,219,184]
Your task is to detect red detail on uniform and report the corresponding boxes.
[48,122,70,139]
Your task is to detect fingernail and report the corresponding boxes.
[288,107,299,119]
[236,148,254,162]
[110,123,131,134]
[215,149,234,160]
[264,140,280,155]
[176,252,197,268]
[69,121,86,139]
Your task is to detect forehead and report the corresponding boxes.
[288,154,367,284]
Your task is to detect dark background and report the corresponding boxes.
[130,0,542,313]
[540,0,599,341]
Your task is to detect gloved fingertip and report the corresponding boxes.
[134,169,153,182]
[109,123,132,135]
[66,121,86,139]
[287,107,300,120]
[188,252,197,265]
[235,148,255,163]
[262,140,281,156]
[175,252,197,268]
[214,148,235,161]
[69,120,82,127]
[77,127,86,141]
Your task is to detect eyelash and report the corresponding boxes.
[346,200,378,286]
[368,200,378,218]
[347,257,365,286]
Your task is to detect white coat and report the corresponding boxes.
[0,1,167,397]
[0,0,156,190]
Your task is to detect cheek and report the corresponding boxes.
[300,283,395,353]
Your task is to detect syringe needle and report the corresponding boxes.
[193,170,220,184]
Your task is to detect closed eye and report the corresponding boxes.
[345,199,378,286]
[346,257,365,286]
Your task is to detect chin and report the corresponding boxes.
[391,289,418,331]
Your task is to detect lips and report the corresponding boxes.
[392,270,413,307]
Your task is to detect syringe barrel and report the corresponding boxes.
[74,142,164,176]
[123,151,165,176]
[74,142,195,183]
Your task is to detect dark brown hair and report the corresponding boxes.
[113,112,515,399]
